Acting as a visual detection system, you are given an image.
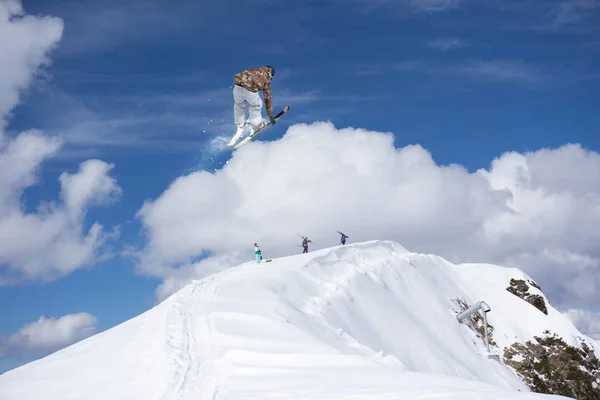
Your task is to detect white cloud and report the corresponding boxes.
[0,0,63,128]
[0,313,99,357]
[133,122,600,308]
[0,130,61,208]
[0,153,123,284]
[59,159,122,219]
[563,309,600,340]
[0,1,123,285]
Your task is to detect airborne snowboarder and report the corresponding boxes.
[338,231,349,245]
[228,65,276,146]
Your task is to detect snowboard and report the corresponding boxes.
[232,106,290,150]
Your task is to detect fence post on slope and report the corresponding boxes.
[456,301,492,353]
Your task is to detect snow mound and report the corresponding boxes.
[1,240,589,399]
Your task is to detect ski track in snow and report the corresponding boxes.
[163,276,223,400]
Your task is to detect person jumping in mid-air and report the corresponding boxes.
[301,236,312,253]
[228,65,276,146]
[338,231,349,245]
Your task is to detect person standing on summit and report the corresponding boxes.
[229,65,276,145]
[301,236,312,253]
[254,243,262,264]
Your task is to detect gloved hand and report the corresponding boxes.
[269,115,276,125]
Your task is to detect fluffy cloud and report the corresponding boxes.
[134,122,600,308]
[563,309,600,340]
[59,158,122,218]
[0,0,63,128]
[0,1,122,285]
[0,313,99,357]
[0,154,122,284]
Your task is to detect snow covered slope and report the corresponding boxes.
[0,240,592,400]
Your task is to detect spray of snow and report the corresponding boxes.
[208,134,231,151]
[183,130,233,174]
[0,240,589,399]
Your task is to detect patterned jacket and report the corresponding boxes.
[234,67,274,117]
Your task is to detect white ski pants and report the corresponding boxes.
[233,85,263,126]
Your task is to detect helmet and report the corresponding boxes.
[265,65,275,77]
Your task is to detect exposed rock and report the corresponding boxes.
[506,278,548,315]
[504,331,600,399]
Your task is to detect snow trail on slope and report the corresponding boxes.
[162,276,222,400]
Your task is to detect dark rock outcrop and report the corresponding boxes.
[506,278,548,315]
[504,331,600,399]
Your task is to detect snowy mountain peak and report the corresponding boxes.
[1,240,597,399]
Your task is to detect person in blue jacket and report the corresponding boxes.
[338,231,349,245]
[254,243,262,263]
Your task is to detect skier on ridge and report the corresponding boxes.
[228,65,276,146]
[301,236,312,253]
[338,231,349,245]
[254,243,262,264]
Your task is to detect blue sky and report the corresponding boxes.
[1,0,599,373]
